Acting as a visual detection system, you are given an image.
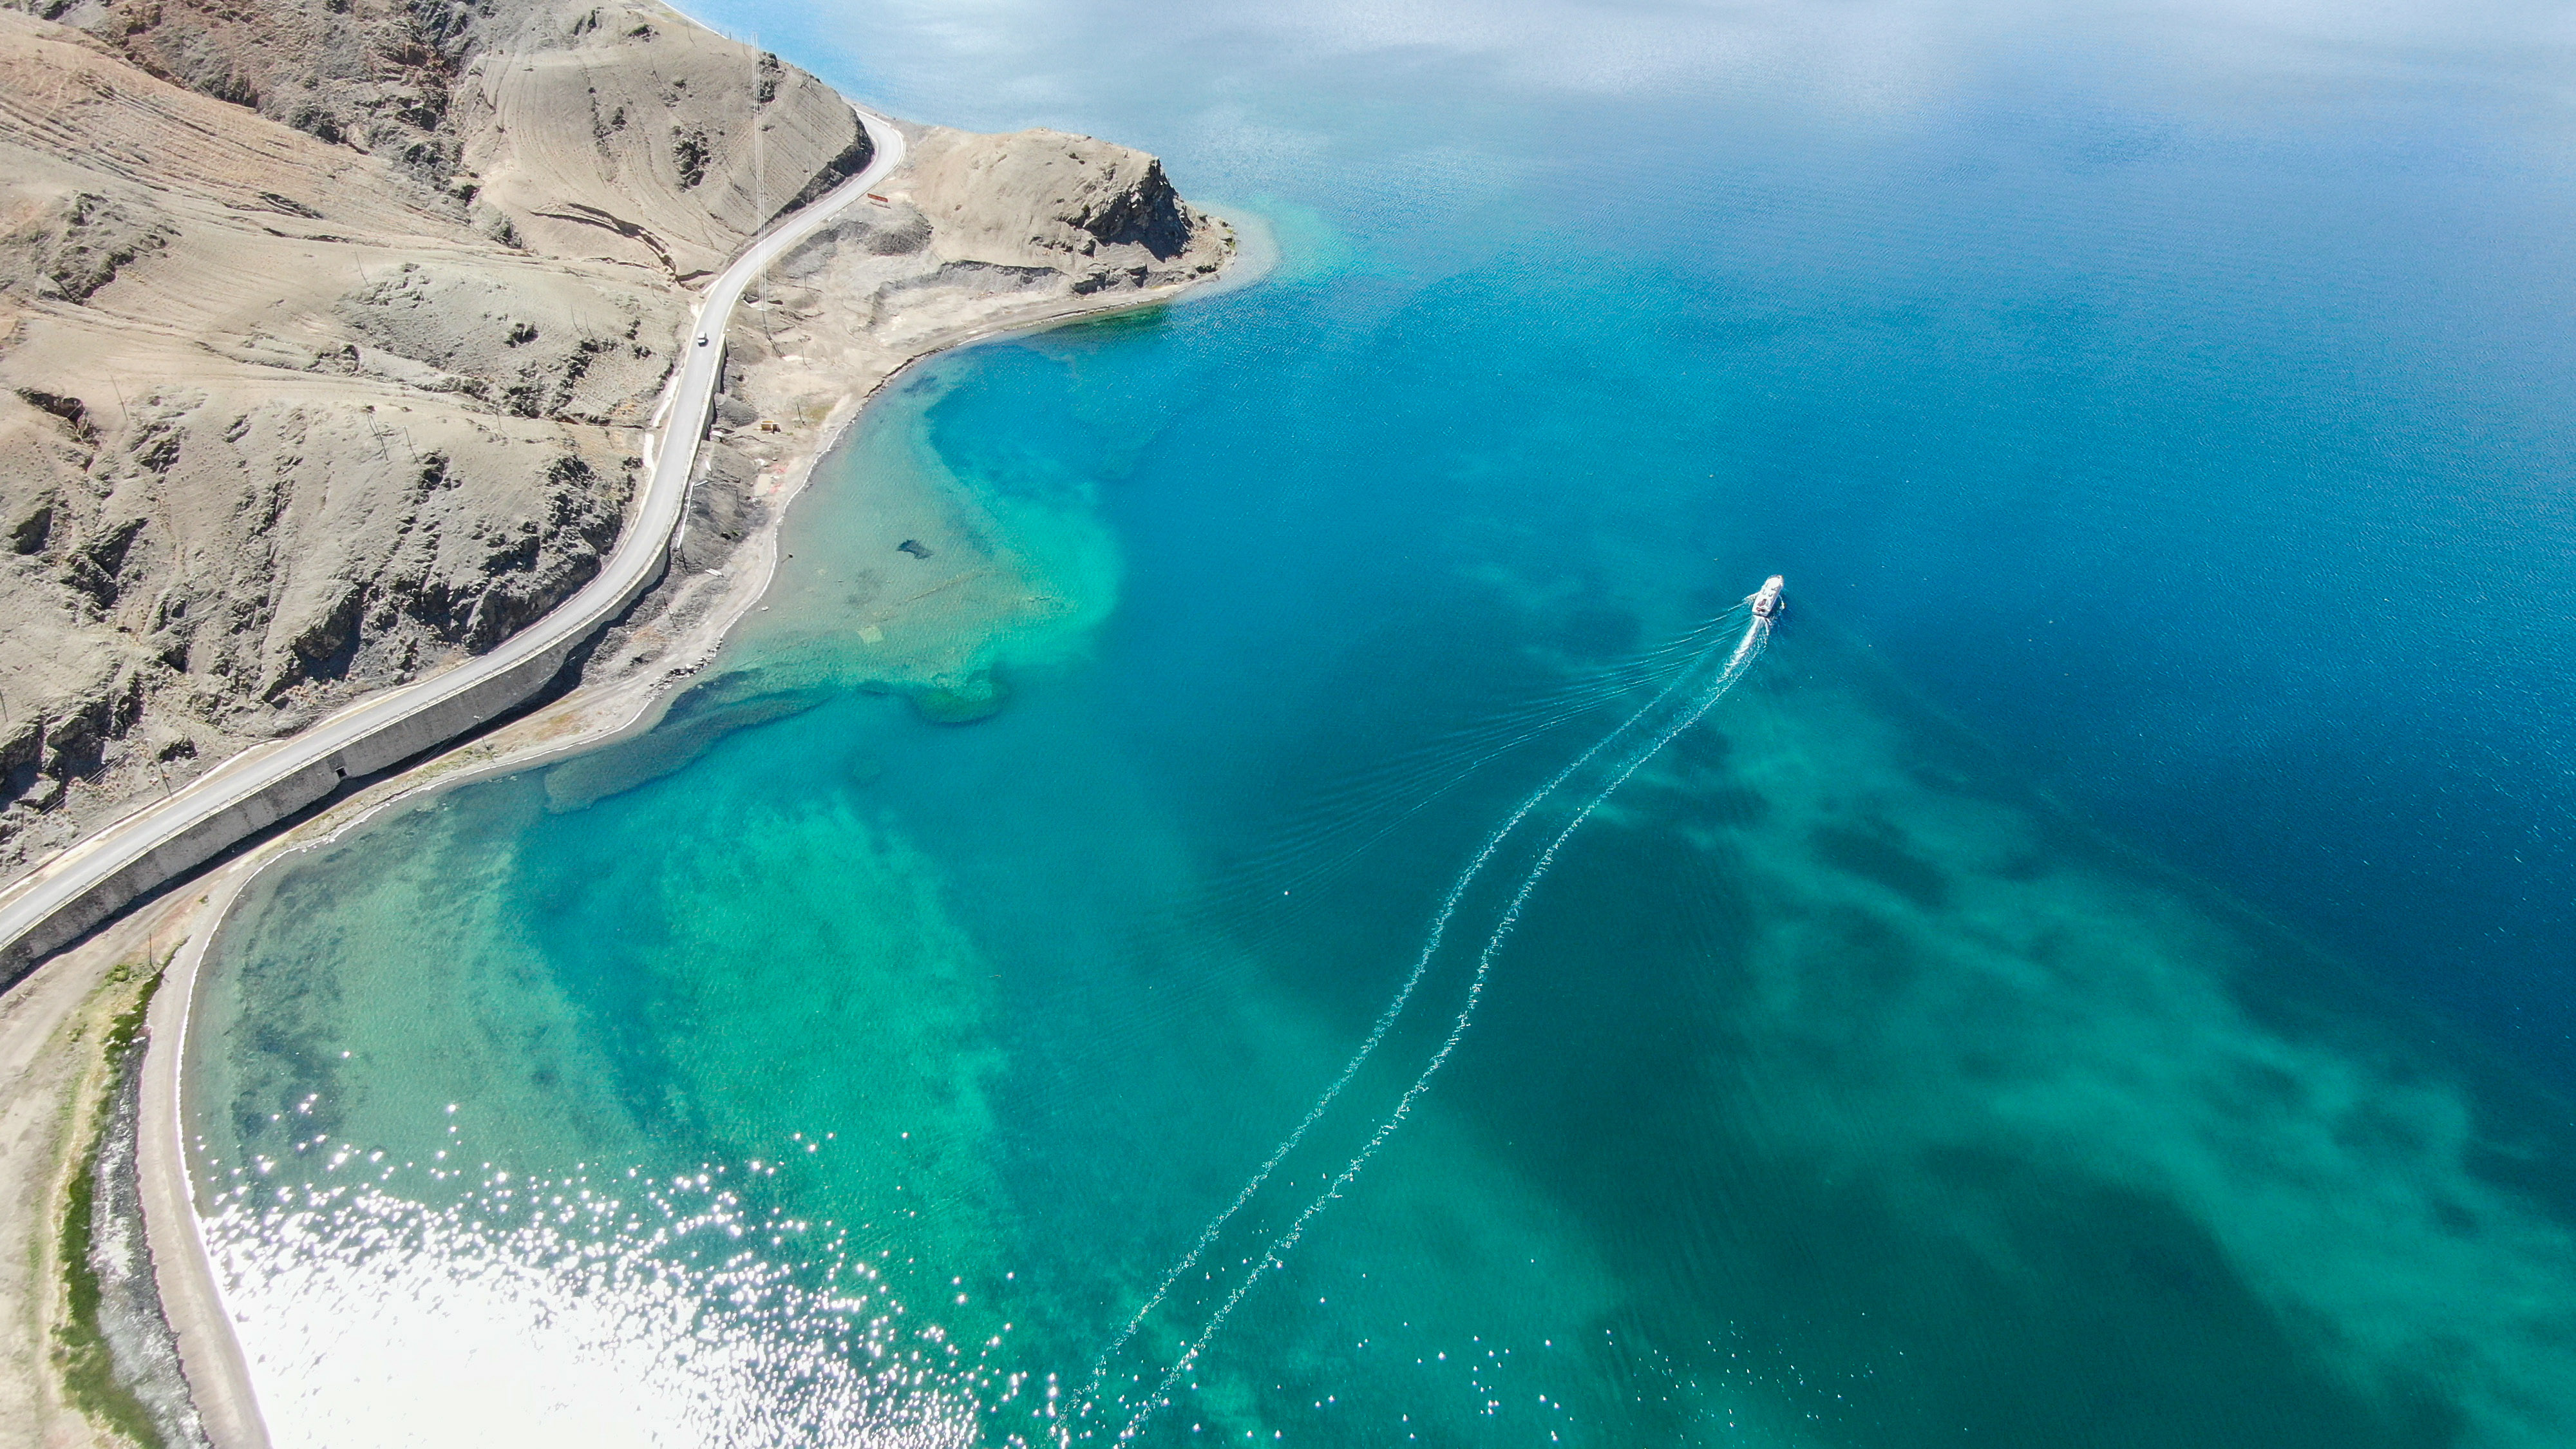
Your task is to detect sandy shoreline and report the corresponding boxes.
[100,211,1269,1447]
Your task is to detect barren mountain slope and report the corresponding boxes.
[457,0,875,278]
[0,8,681,877]
[0,0,1231,883]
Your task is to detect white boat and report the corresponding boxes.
[1750,574,1785,619]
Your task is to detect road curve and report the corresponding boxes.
[0,108,907,978]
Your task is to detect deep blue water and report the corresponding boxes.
[739,0,2576,1077]
[187,1,2576,1444]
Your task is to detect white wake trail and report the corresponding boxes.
[1218,611,1749,887]
[1106,607,1776,1440]
[1078,609,1750,1415]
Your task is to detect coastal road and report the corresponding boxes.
[0,107,907,974]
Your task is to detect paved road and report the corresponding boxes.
[0,108,907,972]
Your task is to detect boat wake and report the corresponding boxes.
[1081,578,1782,1439]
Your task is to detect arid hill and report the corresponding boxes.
[0,0,1227,882]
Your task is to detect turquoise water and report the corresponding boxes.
[191,2,2576,1444]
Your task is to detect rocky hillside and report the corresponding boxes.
[719,125,1235,446]
[0,0,1228,882]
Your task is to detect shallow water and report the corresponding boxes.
[192,1,2576,1444]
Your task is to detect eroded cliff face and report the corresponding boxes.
[0,0,1229,881]
[902,127,1213,285]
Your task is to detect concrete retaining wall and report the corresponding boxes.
[0,540,670,983]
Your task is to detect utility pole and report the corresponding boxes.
[752,42,772,337]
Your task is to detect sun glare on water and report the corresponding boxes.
[204,1156,998,1449]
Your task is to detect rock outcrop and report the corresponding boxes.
[0,0,1230,881]
[728,126,1230,406]
[904,128,1211,286]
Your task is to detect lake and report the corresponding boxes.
[189,1,2576,1444]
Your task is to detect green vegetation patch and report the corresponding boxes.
[53,959,171,1449]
